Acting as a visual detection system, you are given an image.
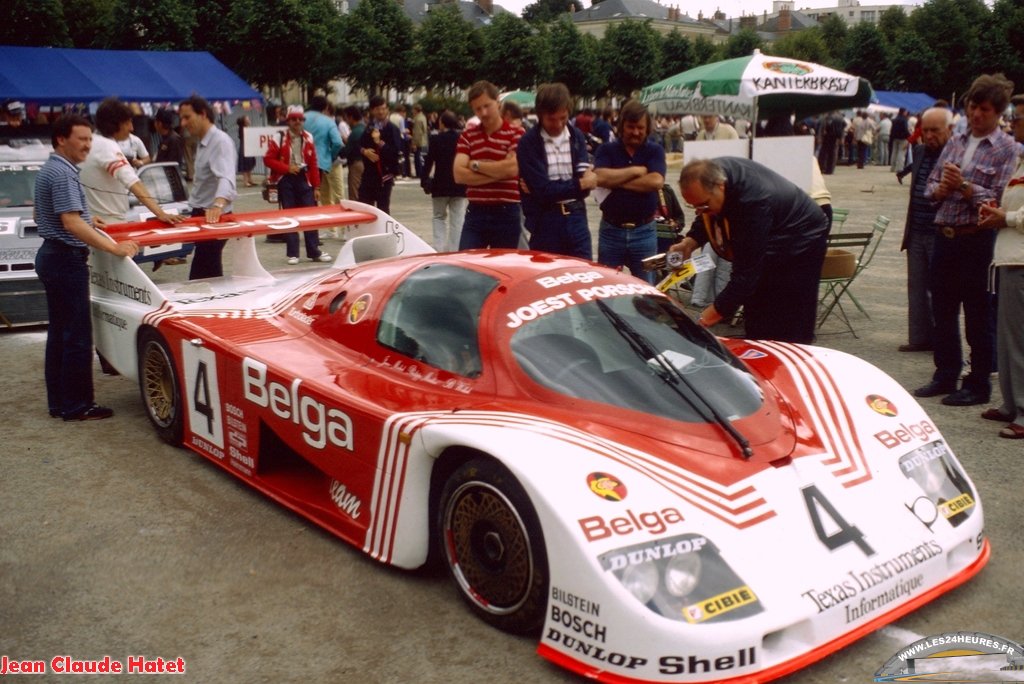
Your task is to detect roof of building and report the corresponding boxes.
[347,0,511,27]
[571,0,702,26]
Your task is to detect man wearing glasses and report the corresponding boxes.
[672,157,829,343]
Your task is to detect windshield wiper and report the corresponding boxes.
[595,299,754,459]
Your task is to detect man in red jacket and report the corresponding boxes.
[264,105,331,265]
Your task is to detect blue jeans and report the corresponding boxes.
[597,219,656,284]
[526,206,592,260]
[35,240,95,416]
[279,174,322,259]
[459,202,521,249]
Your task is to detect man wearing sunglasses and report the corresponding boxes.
[672,157,829,343]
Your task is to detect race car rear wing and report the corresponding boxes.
[90,201,435,309]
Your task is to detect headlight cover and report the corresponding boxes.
[599,533,763,623]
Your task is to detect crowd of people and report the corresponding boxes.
[27,72,1024,441]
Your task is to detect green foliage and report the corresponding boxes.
[0,0,71,47]
[600,20,661,99]
[765,27,831,64]
[414,4,480,94]
[659,30,694,79]
[721,29,763,60]
[691,36,719,66]
[545,18,600,97]
[523,0,583,25]
[336,0,415,96]
[107,0,197,51]
[63,0,116,49]
[884,31,941,94]
[908,0,984,98]
[479,13,545,90]
[876,6,908,46]
[818,15,848,64]
[842,23,888,88]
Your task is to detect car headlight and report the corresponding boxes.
[664,552,702,597]
[599,532,763,623]
[621,560,659,604]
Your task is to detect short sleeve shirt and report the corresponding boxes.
[35,153,91,247]
[456,120,523,204]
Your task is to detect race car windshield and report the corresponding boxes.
[0,166,39,207]
[511,294,762,424]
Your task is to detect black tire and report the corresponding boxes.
[137,328,184,446]
[438,458,548,635]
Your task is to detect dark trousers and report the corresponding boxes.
[358,177,394,214]
[188,207,226,279]
[526,205,592,260]
[743,236,828,344]
[278,174,322,259]
[459,202,522,250]
[35,240,94,416]
[929,229,996,391]
[818,138,838,174]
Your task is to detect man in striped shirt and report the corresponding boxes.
[453,81,524,250]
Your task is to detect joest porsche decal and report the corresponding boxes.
[505,281,661,328]
[801,539,941,616]
[241,357,355,451]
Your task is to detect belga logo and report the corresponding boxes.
[875,630,1024,681]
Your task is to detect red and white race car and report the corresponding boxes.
[91,202,987,683]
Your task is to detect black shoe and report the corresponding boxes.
[896,172,906,185]
[63,404,114,421]
[913,380,956,398]
[941,387,990,407]
[898,343,932,352]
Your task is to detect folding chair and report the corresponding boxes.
[830,207,849,233]
[817,215,890,336]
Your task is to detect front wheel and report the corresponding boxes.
[439,458,548,635]
[137,328,184,446]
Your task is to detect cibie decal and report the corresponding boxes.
[763,61,812,76]
[684,586,758,624]
[866,394,898,417]
[348,293,372,324]
[874,631,1024,682]
[587,472,628,502]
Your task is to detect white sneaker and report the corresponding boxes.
[315,253,332,262]
[287,256,299,265]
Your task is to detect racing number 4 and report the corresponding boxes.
[181,342,225,449]
[193,361,215,434]
[801,485,875,557]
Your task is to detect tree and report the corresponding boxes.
[107,0,197,51]
[659,30,694,79]
[843,23,888,88]
[0,0,71,47]
[414,3,481,95]
[818,15,847,66]
[63,0,117,48]
[974,0,1024,93]
[876,6,909,47]
[766,27,831,64]
[523,0,583,25]
[479,13,546,90]
[721,28,763,59]
[600,20,661,99]
[885,31,941,95]
[691,36,719,66]
[336,0,415,96]
[545,18,600,98]
[908,0,986,99]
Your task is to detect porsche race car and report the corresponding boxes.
[90,202,988,683]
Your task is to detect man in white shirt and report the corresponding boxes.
[697,115,739,140]
[80,97,182,226]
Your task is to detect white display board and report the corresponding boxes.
[680,136,815,192]
[244,126,287,158]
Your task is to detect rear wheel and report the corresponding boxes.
[439,458,548,635]
[137,329,184,446]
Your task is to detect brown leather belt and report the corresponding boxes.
[939,224,985,238]
[603,214,656,229]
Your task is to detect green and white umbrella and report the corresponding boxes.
[499,90,535,109]
[640,49,874,122]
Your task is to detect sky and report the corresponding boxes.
[496,0,922,20]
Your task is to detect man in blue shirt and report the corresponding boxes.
[305,96,342,205]
[34,115,139,420]
[594,101,666,284]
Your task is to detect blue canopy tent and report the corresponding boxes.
[871,90,937,114]
[0,46,262,103]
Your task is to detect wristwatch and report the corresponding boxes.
[471,160,480,172]
[959,180,970,193]
[213,200,226,209]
